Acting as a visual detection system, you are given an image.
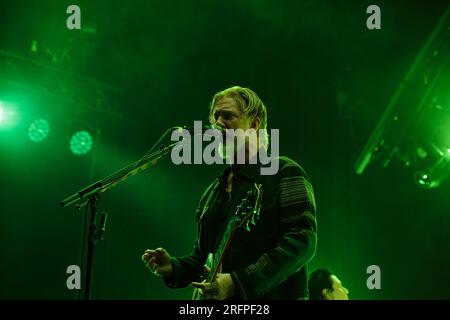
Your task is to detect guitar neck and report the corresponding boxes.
[205,183,262,283]
[208,224,240,282]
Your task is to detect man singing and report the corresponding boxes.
[142,86,317,300]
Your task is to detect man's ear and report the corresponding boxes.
[251,117,261,130]
[322,288,332,300]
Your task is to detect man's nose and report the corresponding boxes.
[344,287,349,294]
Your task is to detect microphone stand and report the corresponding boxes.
[61,127,183,300]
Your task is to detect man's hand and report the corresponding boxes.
[191,273,236,300]
[141,247,173,277]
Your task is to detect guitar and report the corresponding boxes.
[192,182,263,300]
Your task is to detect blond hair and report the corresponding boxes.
[208,86,268,147]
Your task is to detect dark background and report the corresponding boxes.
[0,0,449,299]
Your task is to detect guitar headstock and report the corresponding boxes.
[234,183,263,231]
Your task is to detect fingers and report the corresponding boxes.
[147,257,157,269]
[142,250,156,262]
[146,260,160,276]
[191,281,218,299]
[203,264,211,273]
[155,248,166,254]
[142,248,171,277]
[142,248,166,262]
[191,282,207,298]
[141,250,160,275]
[142,248,167,262]
[192,284,205,297]
[191,281,205,289]
[147,256,156,268]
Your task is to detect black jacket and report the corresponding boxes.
[164,156,317,299]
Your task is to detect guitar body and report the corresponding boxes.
[191,183,263,300]
[192,253,216,300]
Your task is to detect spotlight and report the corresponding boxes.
[415,172,431,188]
[70,130,93,155]
[70,130,92,156]
[28,118,50,142]
[414,143,450,189]
[0,101,19,129]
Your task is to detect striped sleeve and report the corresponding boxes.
[231,161,317,299]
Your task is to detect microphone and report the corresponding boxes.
[181,124,225,135]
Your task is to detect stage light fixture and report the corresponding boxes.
[70,130,93,155]
[414,144,450,189]
[0,101,19,129]
[28,118,50,142]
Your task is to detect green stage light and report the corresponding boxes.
[28,118,50,142]
[414,150,450,189]
[415,172,431,188]
[70,130,93,155]
[0,101,19,129]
